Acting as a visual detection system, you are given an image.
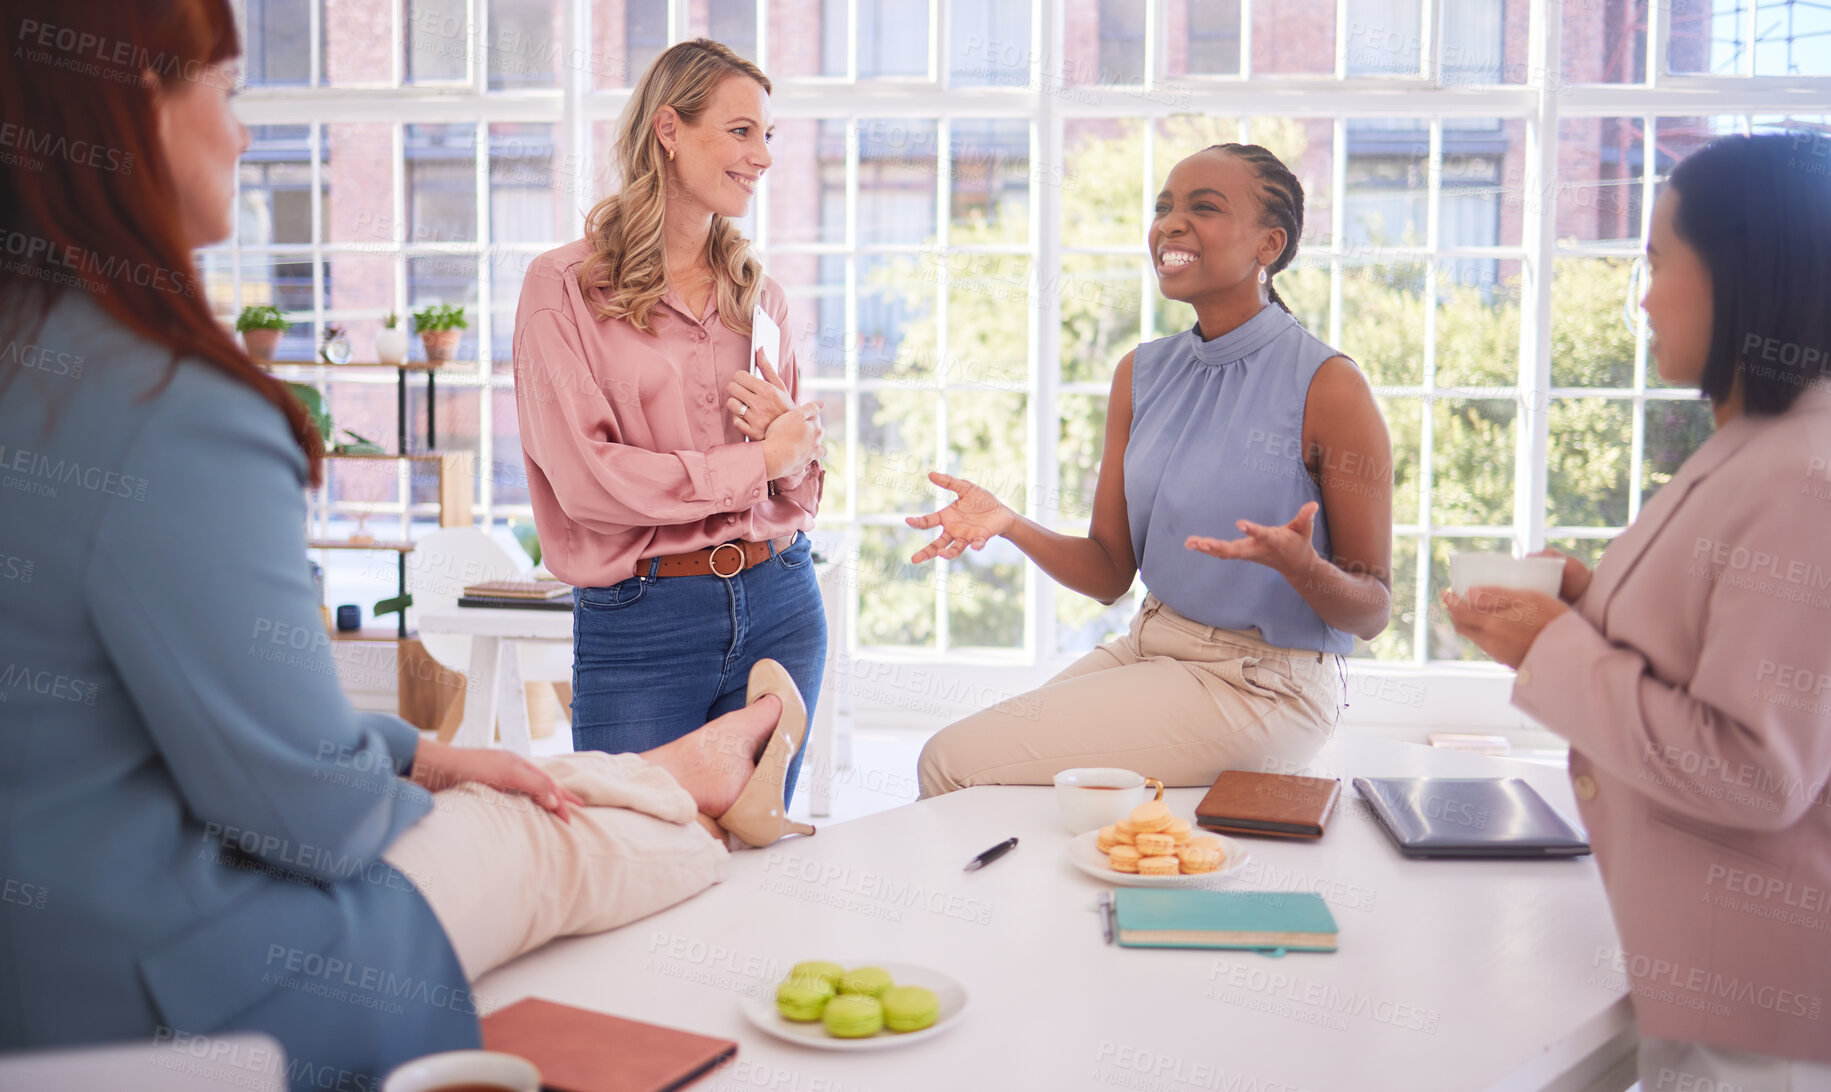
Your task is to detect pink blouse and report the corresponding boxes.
[512,238,822,587]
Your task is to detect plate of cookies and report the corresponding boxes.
[740,960,969,1052]
[1065,796,1249,887]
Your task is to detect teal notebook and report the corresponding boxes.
[1112,889,1338,954]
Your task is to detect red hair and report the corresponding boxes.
[0,0,323,485]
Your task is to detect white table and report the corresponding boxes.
[472,736,1637,1092]
[417,605,571,757]
[419,562,854,817]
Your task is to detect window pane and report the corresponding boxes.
[1435,275,1519,388]
[949,0,1031,87]
[591,0,666,89]
[1064,118,1144,248]
[1164,0,1243,77]
[764,119,840,247]
[1642,399,1715,509]
[1345,0,1422,76]
[1552,257,1637,388]
[1431,399,1515,527]
[1755,0,1831,76]
[325,124,394,244]
[1061,257,1143,386]
[1547,398,1632,528]
[489,123,559,244]
[1253,0,1336,74]
[245,0,312,87]
[325,251,397,331]
[407,0,469,82]
[1058,394,1106,526]
[1561,0,1646,83]
[950,120,1031,242]
[488,0,562,89]
[241,126,315,246]
[861,256,936,380]
[1152,116,1242,194]
[948,539,1025,648]
[1544,536,1610,571]
[491,389,531,507]
[1668,2,1722,74]
[858,119,938,244]
[858,392,936,513]
[1342,263,1425,387]
[1345,118,1428,248]
[407,124,478,243]
[947,255,1030,387]
[1555,118,1644,249]
[1442,118,1514,254]
[692,0,758,61]
[828,0,930,77]
[1441,0,1506,85]
[856,527,936,648]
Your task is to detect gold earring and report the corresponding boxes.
[666,146,675,162]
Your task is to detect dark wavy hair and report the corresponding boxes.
[0,0,324,484]
[1668,131,1831,416]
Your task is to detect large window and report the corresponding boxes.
[219,0,1831,671]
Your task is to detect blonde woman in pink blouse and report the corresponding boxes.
[514,40,826,846]
[1448,133,1831,1088]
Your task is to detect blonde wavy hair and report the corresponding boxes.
[578,39,771,336]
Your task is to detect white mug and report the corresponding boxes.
[1448,551,1564,598]
[382,1050,540,1092]
[1054,768,1164,834]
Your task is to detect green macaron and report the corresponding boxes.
[821,994,884,1039]
[775,977,834,1022]
[878,985,939,1033]
[837,966,894,998]
[788,961,845,991]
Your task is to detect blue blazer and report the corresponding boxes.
[0,291,477,1088]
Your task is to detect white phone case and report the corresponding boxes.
[749,304,782,378]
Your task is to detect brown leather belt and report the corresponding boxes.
[640,535,796,579]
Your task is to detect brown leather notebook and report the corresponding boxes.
[1194,771,1342,839]
[480,998,737,1092]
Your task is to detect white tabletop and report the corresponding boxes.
[417,604,573,640]
[473,736,1635,1092]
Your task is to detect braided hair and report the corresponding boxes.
[1204,143,1305,314]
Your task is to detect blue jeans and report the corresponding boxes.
[570,532,825,807]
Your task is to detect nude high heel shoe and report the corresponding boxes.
[716,659,816,847]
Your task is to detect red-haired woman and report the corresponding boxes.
[0,3,800,1085]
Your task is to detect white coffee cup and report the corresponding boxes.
[382,1050,540,1092]
[1448,551,1564,599]
[1054,768,1164,834]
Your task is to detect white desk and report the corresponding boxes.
[417,605,571,757]
[473,736,1636,1092]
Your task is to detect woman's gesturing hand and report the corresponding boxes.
[760,399,826,479]
[1184,501,1322,580]
[727,350,797,440]
[409,738,584,821]
[904,471,1017,563]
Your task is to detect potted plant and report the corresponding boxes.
[236,305,288,361]
[374,311,409,365]
[412,303,468,364]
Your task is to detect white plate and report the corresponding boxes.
[1065,829,1251,887]
[738,961,968,1052]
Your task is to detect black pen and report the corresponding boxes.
[964,836,1019,871]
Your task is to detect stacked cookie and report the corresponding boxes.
[774,961,940,1038]
[1096,798,1226,875]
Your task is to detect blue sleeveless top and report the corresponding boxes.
[1124,304,1354,654]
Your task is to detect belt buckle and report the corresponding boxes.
[709,542,746,579]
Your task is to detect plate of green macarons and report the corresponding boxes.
[739,960,969,1051]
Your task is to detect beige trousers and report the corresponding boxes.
[384,752,728,980]
[917,594,1345,797]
